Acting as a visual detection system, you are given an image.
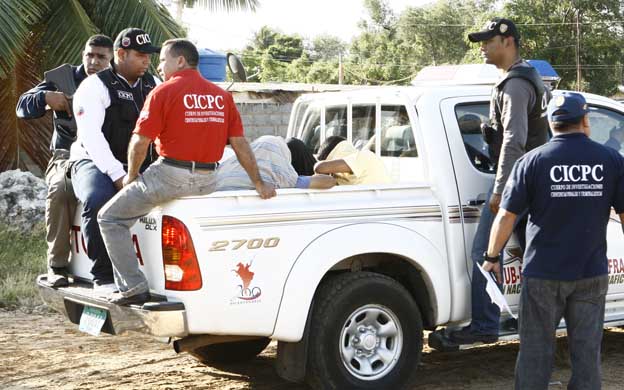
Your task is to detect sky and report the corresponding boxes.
[164,0,433,52]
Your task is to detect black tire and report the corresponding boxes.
[306,272,423,390]
[189,337,271,365]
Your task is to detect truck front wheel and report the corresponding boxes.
[189,337,270,365]
[307,272,423,389]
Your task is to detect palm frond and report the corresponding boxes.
[0,27,51,172]
[0,0,48,78]
[184,0,258,12]
[88,0,186,46]
[41,0,99,70]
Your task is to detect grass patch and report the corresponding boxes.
[0,224,47,308]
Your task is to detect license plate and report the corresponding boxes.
[79,306,107,336]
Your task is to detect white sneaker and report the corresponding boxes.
[93,282,118,297]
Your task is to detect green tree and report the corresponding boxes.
[306,60,340,84]
[241,26,306,82]
[347,0,407,84]
[0,0,256,172]
[308,35,348,61]
[248,25,278,51]
[285,53,313,82]
[267,35,304,62]
[502,0,624,95]
[399,0,496,67]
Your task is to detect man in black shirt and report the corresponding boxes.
[16,35,114,287]
[451,17,550,345]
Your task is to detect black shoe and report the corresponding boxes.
[449,325,498,344]
[501,318,518,332]
[108,291,151,306]
[43,267,69,287]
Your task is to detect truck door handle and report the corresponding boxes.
[468,193,488,206]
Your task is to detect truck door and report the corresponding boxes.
[440,97,524,310]
[583,99,624,310]
[442,95,624,314]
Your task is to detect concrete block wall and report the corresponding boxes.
[237,102,293,140]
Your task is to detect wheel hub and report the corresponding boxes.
[339,304,403,381]
[362,334,377,350]
[351,325,379,357]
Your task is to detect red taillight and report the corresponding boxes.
[161,215,202,291]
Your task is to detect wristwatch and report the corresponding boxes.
[483,251,501,264]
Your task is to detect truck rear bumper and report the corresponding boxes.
[37,275,188,337]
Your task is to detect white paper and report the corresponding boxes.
[477,263,517,319]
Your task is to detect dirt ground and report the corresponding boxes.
[2,309,624,390]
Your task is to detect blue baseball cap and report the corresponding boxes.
[547,92,589,123]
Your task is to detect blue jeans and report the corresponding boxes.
[469,184,528,335]
[515,275,608,390]
[98,159,216,297]
[71,159,116,283]
[469,185,503,335]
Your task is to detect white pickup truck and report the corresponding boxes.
[37,78,624,389]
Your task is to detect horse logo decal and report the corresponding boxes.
[232,261,262,302]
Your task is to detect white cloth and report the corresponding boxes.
[70,73,160,182]
[477,263,516,319]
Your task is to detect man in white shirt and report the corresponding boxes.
[70,28,160,294]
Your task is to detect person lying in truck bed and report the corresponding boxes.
[216,135,335,191]
[314,136,392,185]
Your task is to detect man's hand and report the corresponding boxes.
[489,193,502,214]
[45,91,72,116]
[122,174,138,188]
[113,177,124,191]
[482,260,502,284]
[255,181,276,199]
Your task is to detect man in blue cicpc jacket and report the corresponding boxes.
[483,92,624,389]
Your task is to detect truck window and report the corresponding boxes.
[325,105,348,139]
[380,106,417,157]
[362,105,417,157]
[300,105,322,153]
[454,103,494,173]
[587,106,624,155]
[352,105,376,149]
[291,101,310,136]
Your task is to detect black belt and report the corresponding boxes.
[162,157,218,171]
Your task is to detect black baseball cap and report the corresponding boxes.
[114,28,160,53]
[468,18,520,43]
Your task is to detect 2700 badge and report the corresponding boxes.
[209,237,280,252]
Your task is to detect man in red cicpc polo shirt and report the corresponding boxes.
[98,39,276,305]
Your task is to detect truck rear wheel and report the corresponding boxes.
[189,337,270,365]
[306,272,423,389]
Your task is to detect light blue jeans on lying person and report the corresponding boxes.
[97,158,216,297]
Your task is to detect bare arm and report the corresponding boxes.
[229,136,276,199]
[482,208,518,283]
[314,159,353,175]
[308,174,336,189]
[621,213,624,235]
[123,133,151,188]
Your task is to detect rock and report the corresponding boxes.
[0,170,46,232]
